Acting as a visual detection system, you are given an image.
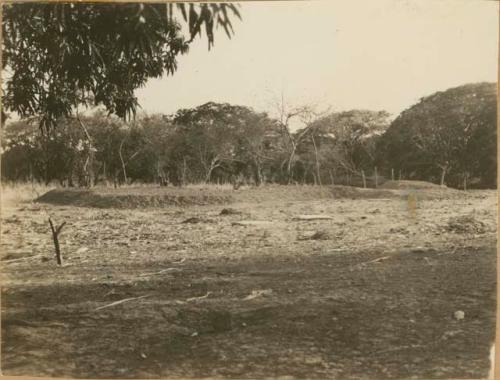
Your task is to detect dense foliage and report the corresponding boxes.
[3,4,494,190]
[2,2,240,131]
[1,104,387,187]
[2,83,496,189]
[296,110,391,186]
[377,82,497,189]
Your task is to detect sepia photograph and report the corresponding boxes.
[0,0,498,378]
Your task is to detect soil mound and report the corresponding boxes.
[380,180,446,190]
[446,215,488,234]
[330,185,397,199]
[36,188,233,208]
[233,185,400,203]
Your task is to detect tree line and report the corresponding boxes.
[1,82,496,190]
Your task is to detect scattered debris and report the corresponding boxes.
[182,217,203,224]
[298,230,331,241]
[220,208,242,215]
[138,267,182,277]
[232,220,272,227]
[453,310,465,321]
[293,215,333,221]
[48,217,67,266]
[355,256,391,269]
[328,248,347,253]
[441,330,462,340]
[103,289,117,297]
[243,289,273,300]
[446,215,487,234]
[3,216,21,224]
[76,247,89,254]
[389,226,409,235]
[423,257,435,266]
[411,247,427,253]
[186,291,212,303]
[368,256,390,264]
[2,254,42,263]
[94,295,150,311]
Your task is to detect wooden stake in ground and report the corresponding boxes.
[48,218,66,266]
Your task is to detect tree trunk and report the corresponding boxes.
[44,160,50,185]
[205,158,219,183]
[76,116,95,188]
[156,160,160,185]
[391,168,395,181]
[254,160,263,186]
[374,166,378,188]
[205,168,213,183]
[119,138,128,185]
[311,134,321,186]
[329,169,335,186]
[29,162,34,185]
[181,157,188,186]
[312,170,318,186]
[361,170,367,188]
[286,144,297,184]
[440,166,447,186]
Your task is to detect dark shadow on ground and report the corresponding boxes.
[2,245,496,379]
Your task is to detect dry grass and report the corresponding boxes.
[380,180,448,190]
[0,182,237,208]
[1,182,55,208]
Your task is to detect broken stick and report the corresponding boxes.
[94,295,150,311]
[48,217,66,266]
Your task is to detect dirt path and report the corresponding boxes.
[1,188,496,378]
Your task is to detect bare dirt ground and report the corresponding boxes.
[1,184,496,379]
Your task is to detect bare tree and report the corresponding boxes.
[274,93,328,184]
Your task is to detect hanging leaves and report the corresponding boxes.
[2,3,241,132]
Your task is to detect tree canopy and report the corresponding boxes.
[1,83,495,189]
[377,82,496,188]
[293,110,391,184]
[170,102,279,184]
[2,2,241,131]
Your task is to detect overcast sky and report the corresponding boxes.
[136,0,498,120]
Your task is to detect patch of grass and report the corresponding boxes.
[1,182,55,207]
